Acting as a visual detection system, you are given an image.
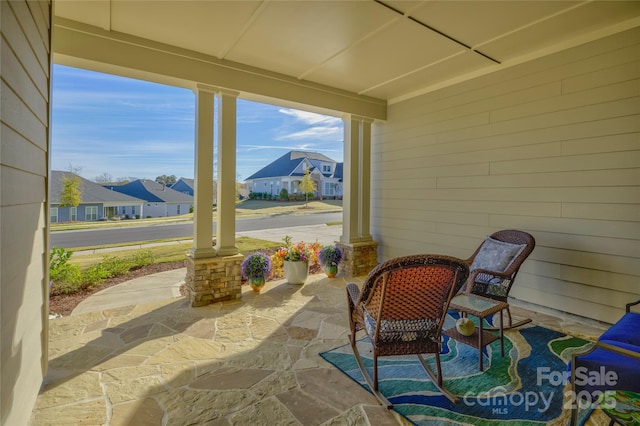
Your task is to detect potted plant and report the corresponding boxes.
[276,236,311,285]
[318,245,342,278]
[241,252,272,293]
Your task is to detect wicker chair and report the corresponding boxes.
[346,254,469,407]
[464,230,536,330]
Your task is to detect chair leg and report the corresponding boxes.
[350,339,392,408]
[417,354,459,403]
[373,354,378,391]
[484,306,532,331]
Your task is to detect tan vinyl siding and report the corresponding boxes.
[0,1,51,424]
[371,27,640,325]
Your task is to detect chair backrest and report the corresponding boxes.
[359,255,469,332]
[466,230,535,298]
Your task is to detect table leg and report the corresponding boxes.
[478,316,484,370]
[500,309,504,357]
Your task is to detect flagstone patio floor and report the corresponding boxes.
[30,273,609,425]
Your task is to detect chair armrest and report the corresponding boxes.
[594,341,640,361]
[346,283,361,304]
[463,268,511,294]
[626,299,640,313]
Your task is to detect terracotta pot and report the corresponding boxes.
[283,260,309,285]
[324,264,338,278]
[249,277,265,293]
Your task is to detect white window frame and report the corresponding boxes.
[86,206,98,221]
[322,164,331,173]
[324,182,334,196]
[50,207,58,223]
[70,206,77,222]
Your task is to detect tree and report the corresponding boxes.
[59,174,81,208]
[299,168,316,207]
[94,172,113,184]
[155,174,177,186]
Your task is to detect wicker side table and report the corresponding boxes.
[444,294,508,370]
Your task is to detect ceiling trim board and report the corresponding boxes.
[52,17,387,120]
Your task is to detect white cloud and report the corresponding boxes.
[278,108,341,125]
[276,126,341,141]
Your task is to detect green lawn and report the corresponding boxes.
[69,237,282,270]
[51,199,342,231]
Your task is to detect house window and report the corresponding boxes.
[132,206,136,215]
[86,206,98,221]
[70,207,77,222]
[323,165,331,173]
[50,207,58,223]
[122,206,126,215]
[324,182,334,196]
[177,204,181,214]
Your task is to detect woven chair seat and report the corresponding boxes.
[346,254,469,406]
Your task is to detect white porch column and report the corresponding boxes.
[360,118,373,241]
[341,115,373,243]
[341,115,360,244]
[338,115,377,277]
[191,84,216,258]
[215,89,240,256]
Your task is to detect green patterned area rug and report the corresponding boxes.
[321,315,593,425]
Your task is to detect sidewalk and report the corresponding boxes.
[71,224,342,315]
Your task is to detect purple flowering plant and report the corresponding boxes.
[318,245,343,267]
[241,252,272,279]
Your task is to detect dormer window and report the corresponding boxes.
[322,165,331,173]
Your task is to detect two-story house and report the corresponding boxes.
[245,151,343,199]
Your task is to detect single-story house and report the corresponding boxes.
[245,150,343,199]
[50,171,144,222]
[171,177,219,204]
[170,177,195,196]
[2,2,639,424]
[107,179,194,218]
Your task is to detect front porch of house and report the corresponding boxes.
[30,274,608,425]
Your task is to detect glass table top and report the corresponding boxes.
[450,294,500,313]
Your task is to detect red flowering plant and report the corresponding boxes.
[271,236,322,277]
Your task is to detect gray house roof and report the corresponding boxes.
[246,150,342,180]
[171,178,195,195]
[50,171,144,204]
[108,179,194,203]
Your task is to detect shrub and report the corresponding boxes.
[49,247,83,295]
[279,188,289,200]
[49,249,157,296]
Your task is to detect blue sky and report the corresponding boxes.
[51,65,344,182]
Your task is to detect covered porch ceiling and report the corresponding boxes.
[53,0,640,118]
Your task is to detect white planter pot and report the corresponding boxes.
[283,260,309,285]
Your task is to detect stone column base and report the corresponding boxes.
[185,253,243,307]
[336,240,379,278]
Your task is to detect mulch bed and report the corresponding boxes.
[49,260,186,317]
[50,249,324,317]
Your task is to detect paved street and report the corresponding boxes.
[51,211,342,248]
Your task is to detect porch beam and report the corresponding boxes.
[53,18,386,120]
